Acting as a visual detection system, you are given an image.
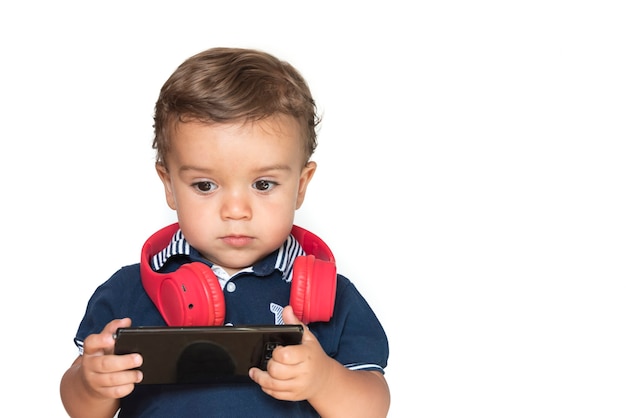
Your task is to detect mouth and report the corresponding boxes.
[221,235,254,248]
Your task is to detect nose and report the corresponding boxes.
[219,189,252,220]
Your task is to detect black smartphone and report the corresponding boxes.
[114,325,304,384]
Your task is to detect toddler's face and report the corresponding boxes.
[157,114,316,275]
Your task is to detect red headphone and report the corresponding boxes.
[140,223,337,326]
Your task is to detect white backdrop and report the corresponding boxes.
[1,1,625,417]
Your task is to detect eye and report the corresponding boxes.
[253,180,276,192]
[193,181,217,193]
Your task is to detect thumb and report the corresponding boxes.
[282,305,318,345]
[83,317,132,356]
[281,305,303,325]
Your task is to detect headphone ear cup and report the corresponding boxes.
[157,263,226,327]
[290,255,312,323]
[290,255,337,324]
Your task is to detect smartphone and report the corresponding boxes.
[114,325,304,384]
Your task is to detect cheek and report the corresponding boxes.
[255,195,298,219]
[284,183,304,208]
[166,179,198,211]
[168,185,196,210]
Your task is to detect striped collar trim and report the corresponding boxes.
[150,228,305,282]
[151,228,189,271]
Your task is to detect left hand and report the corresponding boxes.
[248,305,334,401]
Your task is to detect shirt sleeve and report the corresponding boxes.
[73,264,165,350]
[310,275,389,373]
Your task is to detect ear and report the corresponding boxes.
[295,161,316,209]
[156,162,177,210]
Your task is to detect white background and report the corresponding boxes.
[1,1,625,417]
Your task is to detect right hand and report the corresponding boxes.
[79,318,143,400]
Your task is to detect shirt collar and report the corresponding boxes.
[150,228,305,282]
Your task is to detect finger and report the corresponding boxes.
[281,305,301,325]
[83,318,132,355]
[250,367,301,401]
[249,367,291,390]
[282,306,317,344]
[248,367,265,384]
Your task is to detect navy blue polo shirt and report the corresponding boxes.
[74,228,389,417]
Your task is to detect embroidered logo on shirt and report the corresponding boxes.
[270,303,284,325]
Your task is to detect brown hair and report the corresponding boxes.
[152,47,320,165]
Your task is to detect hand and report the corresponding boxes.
[248,306,334,401]
[79,318,143,400]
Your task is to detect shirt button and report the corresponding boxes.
[226,282,237,293]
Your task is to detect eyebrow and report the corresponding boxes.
[178,163,293,174]
[253,164,293,173]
